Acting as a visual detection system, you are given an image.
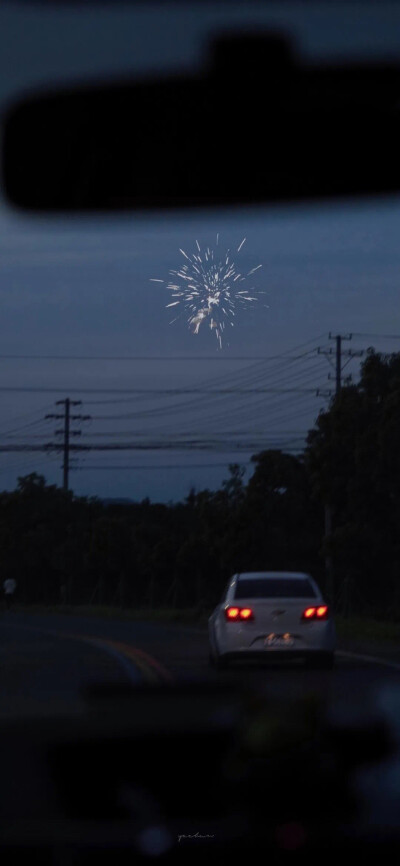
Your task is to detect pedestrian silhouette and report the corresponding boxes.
[3,578,16,610]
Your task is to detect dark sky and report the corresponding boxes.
[0,2,399,502]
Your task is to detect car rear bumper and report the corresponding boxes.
[211,621,336,655]
[218,648,335,664]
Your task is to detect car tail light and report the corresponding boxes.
[302,607,316,619]
[239,607,254,620]
[225,606,254,621]
[301,605,329,621]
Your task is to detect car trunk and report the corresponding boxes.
[234,598,318,633]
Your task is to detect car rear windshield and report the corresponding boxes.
[234,578,316,599]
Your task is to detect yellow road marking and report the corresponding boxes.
[63,632,173,684]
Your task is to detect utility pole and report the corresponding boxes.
[317,335,363,610]
[318,333,364,395]
[335,334,342,395]
[62,397,70,491]
[46,399,91,491]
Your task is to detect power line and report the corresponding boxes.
[187,363,328,426]
[0,386,326,395]
[0,335,330,482]
[0,418,52,438]
[81,354,325,424]
[0,403,53,426]
[351,333,400,339]
[72,462,254,471]
[59,352,320,447]
[77,430,308,438]
[87,382,322,434]
[192,381,323,432]
[4,431,307,442]
[88,365,326,419]
[225,400,318,432]
[0,405,54,437]
[82,335,328,405]
[0,440,306,454]
[0,353,324,404]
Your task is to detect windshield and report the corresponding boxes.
[0,1,400,501]
[2,4,400,859]
[0,0,400,808]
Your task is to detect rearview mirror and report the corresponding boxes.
[3,33,400,211]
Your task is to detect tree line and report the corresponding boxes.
[1,350,398,618]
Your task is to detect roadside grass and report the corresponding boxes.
[13,606,400,642]
[335,615,400,643]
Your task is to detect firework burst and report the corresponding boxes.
[150,236,265,349]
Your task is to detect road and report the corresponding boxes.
[2,609,400,850]
[1,610,399,718]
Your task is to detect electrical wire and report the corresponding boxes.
[82,334,328,405]
[90,354,325,423]
[72,462,254,471]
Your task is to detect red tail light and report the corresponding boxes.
[301,605,329,621]
[239,607,254,620]
[225,606,254,621]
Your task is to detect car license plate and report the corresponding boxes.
[264,635,294,648]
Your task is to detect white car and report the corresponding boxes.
[208,571,336,669]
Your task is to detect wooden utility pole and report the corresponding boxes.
[317,335,363,609]
[46,399,90,491]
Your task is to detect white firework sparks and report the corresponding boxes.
[150,236,265,349]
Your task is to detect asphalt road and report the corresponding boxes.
[1,610,400,719]
[2,609,400,848]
